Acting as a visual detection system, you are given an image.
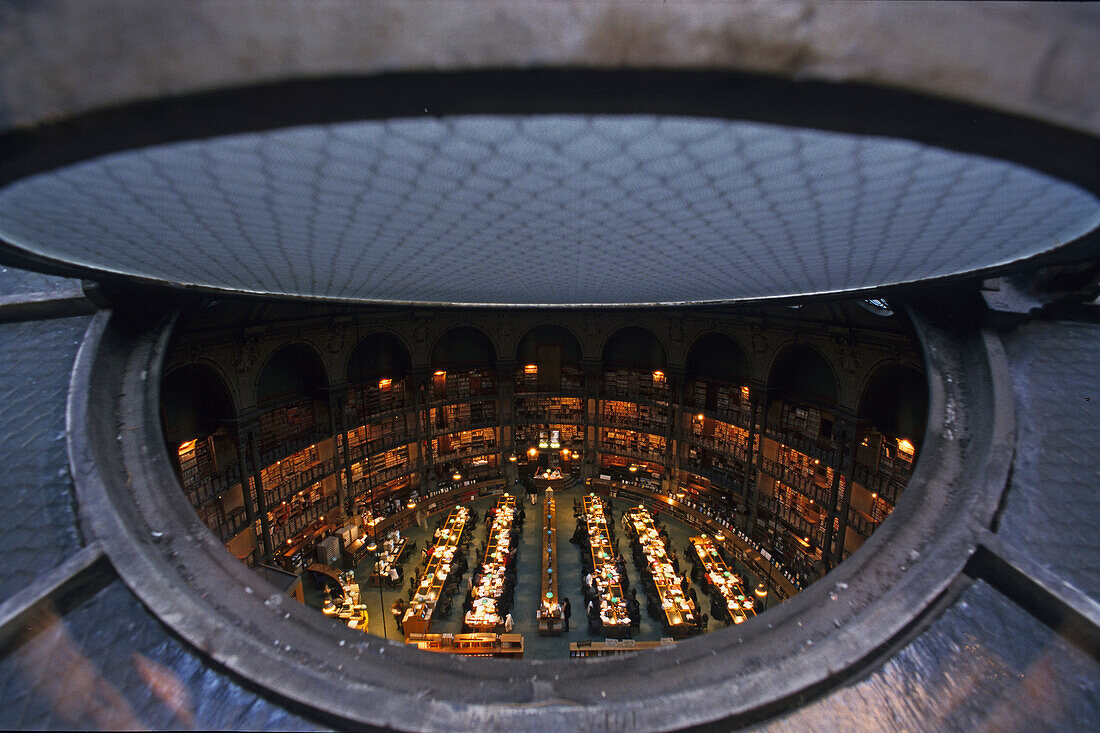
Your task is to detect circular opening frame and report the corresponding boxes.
[66,302,1014,730]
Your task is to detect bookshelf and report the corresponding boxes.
[431,428,497,463]
[600,400,668,433]
[514,396,584,424]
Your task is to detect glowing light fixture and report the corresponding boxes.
[508,453,518,462]
[378,378,391,388]
[897,438,915,455]
[366,537,378,552]
[695,413,705,421]
[755,582,768,598]
[434,370,446,376]
[527,447,539,458]
[652,370,665,383]
[628,464,638,473]
[177,438,197,456]
[452,469,462,481]
[524,364,538,375]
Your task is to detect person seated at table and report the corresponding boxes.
[388,565,400,586]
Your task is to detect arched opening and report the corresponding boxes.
[768,344,838,410]
[601,326,667,370]
[254,343,330,461]
[513,325,586,480]
[162,363,237,446]
[599,327,668,482]
[514,324,583,393]
[429,327,500,489]
[685,332,750,384]
[161,364,255,563]
[344,333,417,522]
[854,364,929,529]
[681,334,754,517]
[257,343,330,406]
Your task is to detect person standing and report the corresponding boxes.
[504,612,514,633]
[562,597,571,632]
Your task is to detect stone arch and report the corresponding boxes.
[767,341,840,408]
[430,325,498,368]
[601,325,667,369]
[161,362,239,445]
[255,341,330,407]
[346,331,413,385]
[685,331,752,384]
[858,361,929,443]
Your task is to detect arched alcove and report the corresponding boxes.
[858,364,928,444]
[431,326,497,369]
[686,332,750,383]
[602,326,666,369]
[347,332,412,385]
[161,363,237,445]
[768,343,839,408]
[515,324,583,393]
[256,343,329,406]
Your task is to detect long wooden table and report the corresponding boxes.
[402,506,469,635]
[405,632,524,659]
[465,495,516,632]
[691,535,758,625]
[626,506,698,635]
[537,496,563,635]
[589,478,797,600]
[583,495,631,636]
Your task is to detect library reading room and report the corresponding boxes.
[0,3,1098,731]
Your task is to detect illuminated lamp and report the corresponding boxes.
[628,464,638,473]
[527,447,539,459]
[508,453,518,462]
[755,583,768,598]
[378,378,391,388]
[452,469,462,481]
[897,438,915,454]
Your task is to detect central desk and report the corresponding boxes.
[537,496,563,634]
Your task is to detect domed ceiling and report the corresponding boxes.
[0,115,1097,306]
